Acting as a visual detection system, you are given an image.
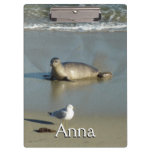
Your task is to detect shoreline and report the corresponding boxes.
[24,29,127,33]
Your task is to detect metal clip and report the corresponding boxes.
[50,7,101,23]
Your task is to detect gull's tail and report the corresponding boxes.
[48,112,52,116]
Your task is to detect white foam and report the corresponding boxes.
[24,22,127,32]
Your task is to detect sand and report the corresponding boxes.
[24,112,127,147]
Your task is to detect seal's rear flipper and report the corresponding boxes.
[97,72,104,78]
[97,72,112,80]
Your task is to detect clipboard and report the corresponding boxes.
[24,4,127,147]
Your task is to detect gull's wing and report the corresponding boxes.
[52,108,67,119]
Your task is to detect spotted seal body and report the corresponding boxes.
[50,57,112,81]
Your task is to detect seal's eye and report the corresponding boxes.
[54,60,58,63]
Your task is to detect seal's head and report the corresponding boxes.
[50,57,61,67]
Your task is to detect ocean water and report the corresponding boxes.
[24,4,127,32]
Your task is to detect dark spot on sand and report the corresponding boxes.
[34,128,56,133]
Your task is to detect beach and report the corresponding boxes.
[24,113,127,147]
[24,30,127,147]
[24,112,126,147]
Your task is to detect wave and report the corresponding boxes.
[24,4,127,32]
[24,22,127,32]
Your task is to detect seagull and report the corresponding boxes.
[48,104,74,128]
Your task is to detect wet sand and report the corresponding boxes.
[24,30,127,147]
[24,112,127,147]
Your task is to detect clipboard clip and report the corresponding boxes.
[49,7,101,23]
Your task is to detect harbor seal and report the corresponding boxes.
[50,57,112,81]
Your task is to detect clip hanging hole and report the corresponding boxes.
[72,10,78,14]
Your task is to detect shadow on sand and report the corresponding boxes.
[24,118,54,125]
[24,72,51,80]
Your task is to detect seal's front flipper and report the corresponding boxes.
[63,77,71,81]
[43,74,52,80]
[43,75,49,77]
[50,75,56,81]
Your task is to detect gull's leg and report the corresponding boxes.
[66,120,68,130]
[63,119,65,128]
[64,120,68,130]
[64,120,66,130]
